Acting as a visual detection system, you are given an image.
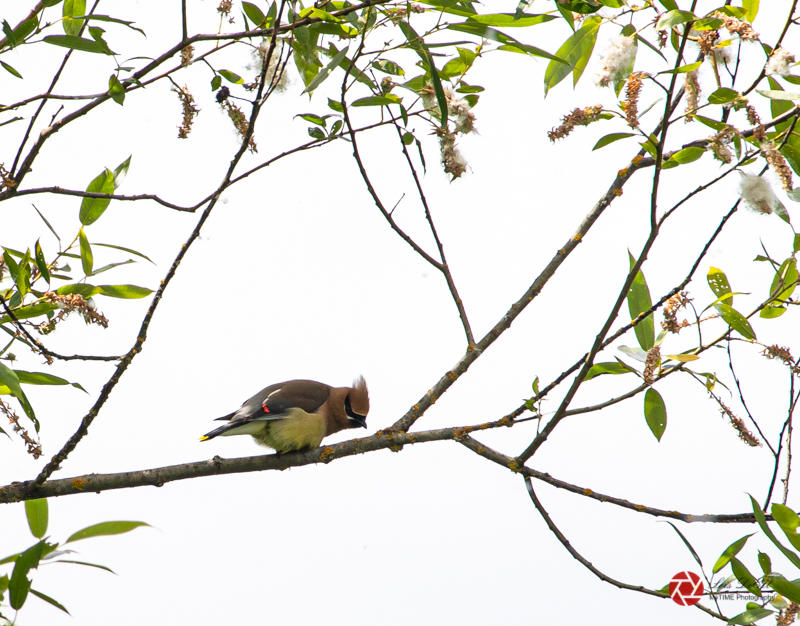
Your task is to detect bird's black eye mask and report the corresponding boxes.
[344,395,366,421]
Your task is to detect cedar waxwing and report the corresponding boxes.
[200,377,369,453]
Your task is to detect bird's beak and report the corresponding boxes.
[350,415,367,429]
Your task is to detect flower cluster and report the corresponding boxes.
[547,105,603,142]
[766,47,796,76]
[739,174,780,215]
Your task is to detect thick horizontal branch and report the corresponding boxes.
[1,427,460,502]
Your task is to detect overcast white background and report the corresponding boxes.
[1,1,798,624]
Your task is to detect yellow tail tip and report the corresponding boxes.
[199,435,209,442]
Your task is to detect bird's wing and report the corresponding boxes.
[217,380,332,423]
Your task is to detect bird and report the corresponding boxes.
[200,377,369,453]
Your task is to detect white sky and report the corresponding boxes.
[1,1,799,624]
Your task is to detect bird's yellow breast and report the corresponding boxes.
[253,408,326,453]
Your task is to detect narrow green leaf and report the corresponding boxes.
[758,552,772,575]
[65,521,149,544]
[707,266,733,305]
[56,283,99,297]
[398,21,447,128]
[352,95,402,107]
[770,258,798,301]
[93,241,151,263]
[79,168,114,225]
[750,495,800,569]
[78,228,93,275]
[50,559,114,573]
[302,46,348,94]
[584,361,636,380]
[466,13,556,27]
[665,521,702,568]
[218,69,244,84]
[644,388,667,441]
[757,90,800,102]
[666,146,704,164]
[765,574,800,604]
[43,34,113,54]
[713,533,754,573]
[731,557,762,597]
[772,504,800,551]
[627,252,654,350]
[24,499,48,539]
[0,301,58,324]
[593,132,635,150]
[96,284,153,299]
[34,240,50,283]
[0,362,37,429]
[1,60,23,78]
[29,588,70,615]
[9,541,45,609]
[14,370,85,392]
[714,302,756,340]
[544,16,601,94]
[447,22,562,62]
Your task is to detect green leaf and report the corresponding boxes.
[302,46,348,94]
[544,16,601,95]
[1,59,23,78]
[79,167,114,225]
[742,0,759,22]
[372,59,405,76]
[398,21,448,128]
[627,253,654,350]
[665,146,704,165]
[14,370,86,392]
[43,34,114,54]
[758,552,772,575]
[707,266,733,305]
[78,228,93,275]
[56,283,100,297]
[584,361,636,380]
[108,74,125,105]
[96,284,153,299]
[727,607,774,625]
[713,533,754,573]
[772,504,800,551]
[242,2,266,26]
[466,13,556,27]
[63,0,86,35]
[656,9,695,30]
[757,90,800,102]
[660,60,702,74]
[714,302,756,340]
[708,87,739,104]
[750,495,800,569]
[29,588,70,615]
[295,113,328,127]
[731,557,762,597]
[764,574,800,604]
[25,499,48,539]
[9,541,45,610]
[352,95,402,107]
[644,388,667,441]
[50,558,113,573]
[0,301,58,324]
[592,132,635,150]
[0,362,37,429]
[34,240,50,284]
[211,74,221,91]
[665,521,702,568]
[219,69,244,84]
[65,521,149,544]
[447,22,562,62]
[770,258,798,302]
[93,241,150,263]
